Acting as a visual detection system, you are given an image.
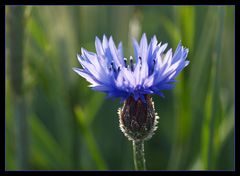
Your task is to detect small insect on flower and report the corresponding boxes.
[73,33,189,141]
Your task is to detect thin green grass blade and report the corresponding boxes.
[29,114,72,169]
[74,106,108,170]
[201,7,226,170]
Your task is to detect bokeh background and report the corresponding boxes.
[6,6,234,170]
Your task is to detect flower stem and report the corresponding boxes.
[132,140,146,170]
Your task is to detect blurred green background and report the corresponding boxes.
[6,6,234,170]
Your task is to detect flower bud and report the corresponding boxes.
[118,95,159,141]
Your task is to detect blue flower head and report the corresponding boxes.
[73,33,189,103]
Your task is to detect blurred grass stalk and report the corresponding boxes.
[203,6,225,170]
[8,6,28,169]
[74,106,107,170]
[167,6,194,170]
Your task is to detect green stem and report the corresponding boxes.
[133,140,146,170]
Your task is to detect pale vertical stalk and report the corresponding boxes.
[207,6,225,170]
[8,6,28,169]
[132,140,146,170]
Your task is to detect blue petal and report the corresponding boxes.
[132,38,139,62]
[133,93,140,101]
[147,35,158,71]
[95,36,104,56]
[159,43,168,54]
[91,85,112,92]
[73,68,99,86]
[109,36,124,67]
[140,94,146,103]
[118,42,124,59]
[156,83,175,90]
[138,33,148,62]
[151,87,165,98]
[102,35,112,64]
